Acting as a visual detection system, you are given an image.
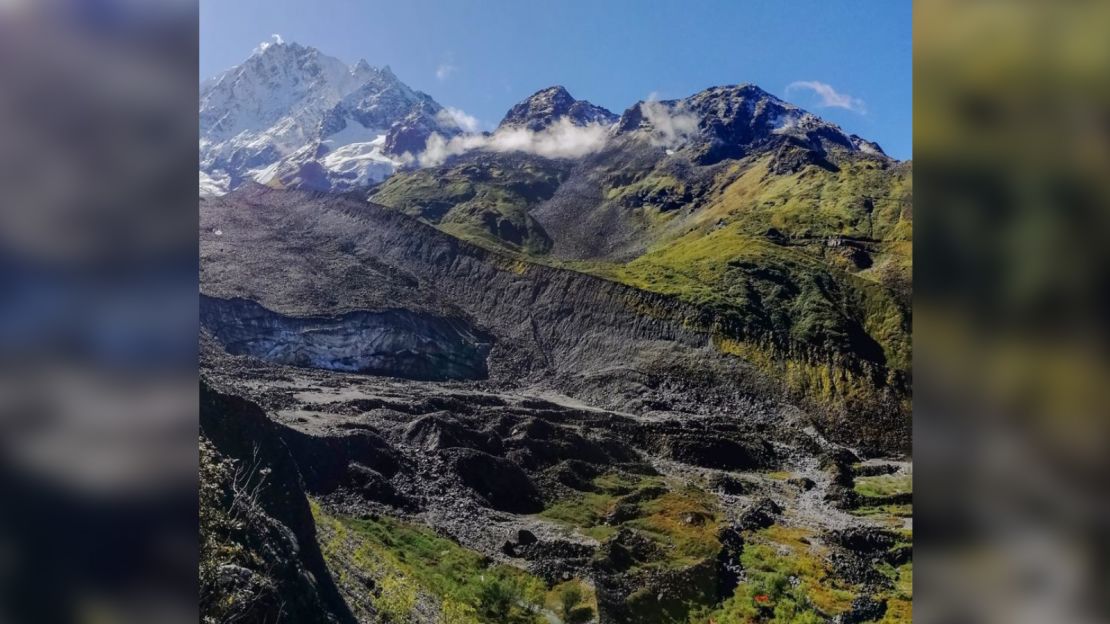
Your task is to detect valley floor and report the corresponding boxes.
[202,354,911,624]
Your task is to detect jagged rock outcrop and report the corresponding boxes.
[199,380,355,624]
[613,84,884,165]
[499,85,618,131]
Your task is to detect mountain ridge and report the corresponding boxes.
[200,40,461,194]
[498,85,619,131]
[199,39,902,197]
[198,39,911,448]
[369,82,911,451]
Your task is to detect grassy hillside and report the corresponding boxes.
[372,147,912,450]
[589,155,913,445]
[314,501,597,624]
[371,153,571,255]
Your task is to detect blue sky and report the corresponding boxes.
[201,0,911,159]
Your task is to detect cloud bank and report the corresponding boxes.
[416,117,611,166]
[786,81,867,114]
[639,99,700,148]
[411,93,706,167]
[436,107,481,133]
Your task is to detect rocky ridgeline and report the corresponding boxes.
[498,85,618,131]
[200,40,460,194]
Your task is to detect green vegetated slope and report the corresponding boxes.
[603,156,913,449]
[695,524,912,624]
[310,470,912,624]
[314,501,597,624]
[374,145,912,451]
[371,152,570,255]
[540,471,723,567]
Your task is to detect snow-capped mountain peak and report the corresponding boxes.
[200,40,459,194]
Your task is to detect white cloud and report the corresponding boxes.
[436,107,481,133]
[435,62,456,81]
[416,118,611,167]
[253,34,285,55]
[639,97,700,148]
[786,81,867,114]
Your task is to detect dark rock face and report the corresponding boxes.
[829,527,898,554]
[346,464,408,508]
[279,426,401,497]
[614,84,879,167]
[446,448,544,513]
[272,158,333,191]
[854,463,900,477]
[650,434,772,471]
[595,529,664,573]
[502,415,630,471]
[840,596,888,624]
[828,527,904,591]
[822,448,862,486]
[831,551,891,588]
[715,525,745,597]
[789,476,817,491]
[737,497,782,531]
[769,139,839,175]
[200,295,493,381]
[499,85,617,131]
[708,473,755,496]
[200,381,354,624]
[629,419,777,471]
[402,413,502,453]
[382,98,456,156]
[887,543,913,566]
[825,484,863,510]
[517,539,596,584]
[546,459,605,491]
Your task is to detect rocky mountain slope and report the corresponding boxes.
[371,85,912,450]
[200,331,912,624]
[200,38,461,194]
[202,185,777,420]
[199,40,911,624]
[499,86,618,131]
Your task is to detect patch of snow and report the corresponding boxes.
[200,40,458,193]
[320,141,399,185]
[251,161,282,185]
[199,169,230,197]
[321,121,385,150]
